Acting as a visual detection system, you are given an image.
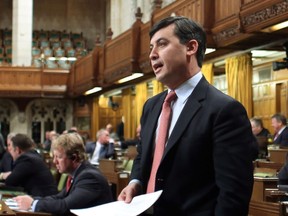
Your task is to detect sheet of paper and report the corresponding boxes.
[5,198,19,210]
[70,190,163,216]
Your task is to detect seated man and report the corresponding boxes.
[271,113,288,146]
[88,129,115,166]
[250,117,270,158]
[14,132,113,215]
[0,133,58,196]
[119,124,141,149]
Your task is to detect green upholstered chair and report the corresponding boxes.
[57,173,68,191]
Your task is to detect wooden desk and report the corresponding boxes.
[268,148,288,164]
[0,201,52,216]
[251,177,278,201]
[99,159,130,198]
[0,201,15,215]
[249,200,281,216]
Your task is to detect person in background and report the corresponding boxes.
[0,132,15,173]
[43,130,57,151]
[116,116,125,142]
[88,129,114,166]
[250,117,270,158]
[0,128,6,161]
[106,123,120,142]
[271,113,288,146]
[14,132,113,215]
[119,124,141,149]
[118,16,254,216]
[0,133,58,196]
[250,117,271,137]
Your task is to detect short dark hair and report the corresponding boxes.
[272,113,287,125]
[149,16,207,67]
[11,134,34,151]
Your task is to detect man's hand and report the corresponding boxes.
[118,182,141,203]
[13,195,34,211]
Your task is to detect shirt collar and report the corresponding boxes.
[169,72,203,104]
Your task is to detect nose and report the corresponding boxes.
[53,157,57,164]
[149,47,158,61]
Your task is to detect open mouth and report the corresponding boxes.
[153,62,163,72]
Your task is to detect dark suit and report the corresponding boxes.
[5,150,58,196]
[99,143,115,159]
[34,161,113,215]
[274,127,288,146]
[132,77,254,216]
[0,151,13,172]
[85,141,96,155]
[86,142,114,160]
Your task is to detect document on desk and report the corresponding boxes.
[71,190,163,216]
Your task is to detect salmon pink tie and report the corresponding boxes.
[147,91,177,193]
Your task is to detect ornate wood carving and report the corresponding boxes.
[240,0,288,33]
[242,0,288,27]
[213,25,240,43]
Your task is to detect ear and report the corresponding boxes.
[15,146,21,154]
[186,39,198,55]
[70,154,77,161]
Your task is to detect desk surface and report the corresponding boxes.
[0,200,15,215]
[254,177,278,182]
[0,201,52,216]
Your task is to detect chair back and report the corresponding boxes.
[57,173,68,191]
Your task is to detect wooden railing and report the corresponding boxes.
[0,66,69,98]
[1,0,287,98]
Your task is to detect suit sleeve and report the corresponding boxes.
[213,100,254,216]
[35,171,108,215]
[279,129,288,146]
[5,157,34,186]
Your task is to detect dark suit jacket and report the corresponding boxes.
[274,127,288,146]
[86,141,114,160]
[278,162,288,185]
[0,151,13,172]
[131,77,254,216]
[34,161,113,215]
[85,141,96,155]
[99,143,115,159]
[5,150,58,196]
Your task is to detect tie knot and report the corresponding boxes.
[165,91,177,104]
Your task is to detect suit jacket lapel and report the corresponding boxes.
[163,77,209,156]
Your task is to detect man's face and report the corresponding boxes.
[9,143,20,161]
[53,147,73,173]
[99,130,110,145]
[271,118,282,132]
[7,138,12,153]
[250,121,261,135]
[149,24,188,89]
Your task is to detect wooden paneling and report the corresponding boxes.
[104,30,133,83]
[139,22,152,74]
[252,82,276,132]
[71,52,99,96]
[214,0,241,22]
[249,200,281,216]
[0,67,69,97]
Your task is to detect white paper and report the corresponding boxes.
[70,190,163,216]
[5,198,19,210]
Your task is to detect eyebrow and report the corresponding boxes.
[150,37,167,49]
